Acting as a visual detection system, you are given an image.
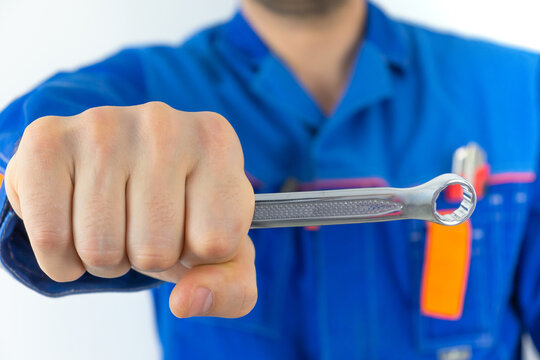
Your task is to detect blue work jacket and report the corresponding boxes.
[1,3,540,359]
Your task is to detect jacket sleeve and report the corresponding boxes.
[516,58,540,347]
[0,48,162,297]
[516,180,540,347]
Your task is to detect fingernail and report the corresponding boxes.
[187,287,213,317]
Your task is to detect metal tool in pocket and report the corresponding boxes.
[448,142,489,201]
[250,174,476,229]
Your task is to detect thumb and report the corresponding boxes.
[169,236,257,318]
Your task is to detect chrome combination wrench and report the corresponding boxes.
[250,174,476,229]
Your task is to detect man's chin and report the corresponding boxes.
[251,0,349,16]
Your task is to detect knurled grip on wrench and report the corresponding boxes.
[250,174,476,229]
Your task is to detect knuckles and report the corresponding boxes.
[78,106,127,159]
[20,104,242,169]
[20,116,67,155]
[29,228,86,282]
[136,106,242,168]
[190,234,239,263]
[29,227,71,253]
[141,100,174,114]
[194,112,242,160]
[128,246,179,272]
[76,243,125,269]
[138,102,180,148]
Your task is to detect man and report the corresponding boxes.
[0,0,539,358]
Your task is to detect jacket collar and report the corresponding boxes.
[217,2,410,124]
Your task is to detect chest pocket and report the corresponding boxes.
[410,182,531,354]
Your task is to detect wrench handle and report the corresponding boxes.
[250,174,476,229]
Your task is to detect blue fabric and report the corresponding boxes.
[0,3,540,358]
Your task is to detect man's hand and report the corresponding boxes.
[4,102,257,318]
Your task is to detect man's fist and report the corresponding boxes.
[5,102,257,318]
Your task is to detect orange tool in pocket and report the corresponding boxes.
[420,212,471,320]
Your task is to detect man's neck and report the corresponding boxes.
[242,0,367,115]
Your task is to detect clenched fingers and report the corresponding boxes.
[5,118,86,282]
[180,113,255,268]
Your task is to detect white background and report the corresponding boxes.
[1,1,540,359]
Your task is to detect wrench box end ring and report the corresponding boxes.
[432,176,477,226]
